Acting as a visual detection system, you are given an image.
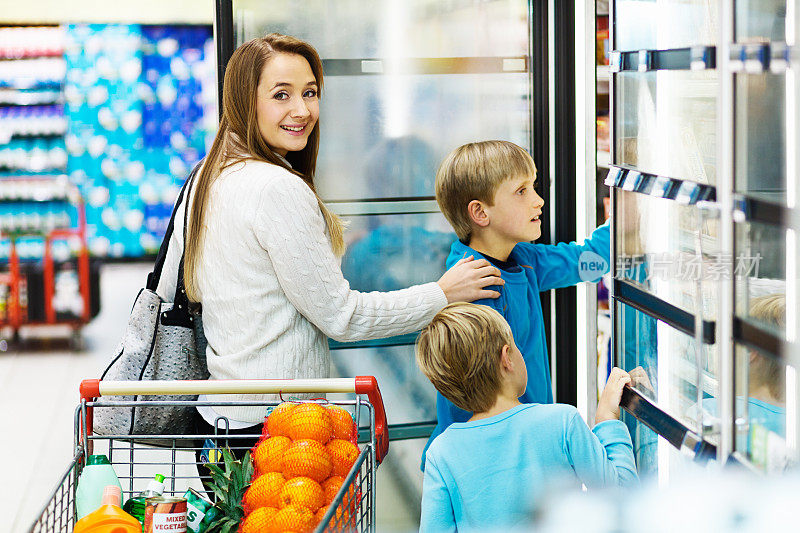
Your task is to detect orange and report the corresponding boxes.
[314,505,331,529]
[254,436,292,475]
[283,439,333,482]
[315,504,355,531]
[271,505,315,533]
[267,402,297,437]
[326,405,355,441]
[241,506,278,533]
[278,476,325,512]
[285,403,333,443]
[326,439,360,477]
[315,504,329,523]
[321,475,351,505]
[244,471,285,511]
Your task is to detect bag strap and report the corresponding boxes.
[160,160,201,328]
[146,160,203,292]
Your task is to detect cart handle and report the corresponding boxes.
[80,377,389,462]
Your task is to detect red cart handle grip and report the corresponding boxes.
[80,378,100,400]
[354,376,389,463]
[80,376,390,462]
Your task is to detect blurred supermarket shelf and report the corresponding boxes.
[0,24,217,261]
[0,88,62,106]
[0,26,64,59]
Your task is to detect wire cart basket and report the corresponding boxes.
[31,376,389,533]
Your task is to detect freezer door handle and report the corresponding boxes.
[620,385,716,463]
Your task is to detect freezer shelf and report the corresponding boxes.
[615,190,720,321]
[616,70,717,186]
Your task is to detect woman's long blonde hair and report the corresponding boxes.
[184,33,345,302]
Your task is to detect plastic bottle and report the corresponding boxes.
[75,454,123,519]
[123,473,166,525]
[74,485,141,533]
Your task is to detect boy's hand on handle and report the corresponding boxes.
[628,366,655,395]
[595,367,632,425]
[437,256,504,303]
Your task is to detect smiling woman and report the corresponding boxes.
[153,33,505,453]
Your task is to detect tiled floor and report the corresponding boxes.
[1,263,418,532]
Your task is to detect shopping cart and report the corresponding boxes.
[31,377,389,533]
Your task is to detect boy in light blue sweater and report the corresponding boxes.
[416,303,638,532]
[426,140,610,464]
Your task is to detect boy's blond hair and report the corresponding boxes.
[416,302,514,413]
[749,293,785,400]
[435,140,537,241]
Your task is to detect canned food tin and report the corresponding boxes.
[144,496,188,533]
[184,488,216,533]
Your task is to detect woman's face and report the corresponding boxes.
[256,53,319,156]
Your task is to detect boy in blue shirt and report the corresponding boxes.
[416,303,638,532]
[426,140,610,463]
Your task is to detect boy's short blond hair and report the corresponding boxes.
[749,293,786,400]
[435,140,537,241]
[416,302,514,413]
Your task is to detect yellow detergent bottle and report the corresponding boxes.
[74,485,141,533]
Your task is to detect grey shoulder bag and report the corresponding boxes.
[93,160,209,446]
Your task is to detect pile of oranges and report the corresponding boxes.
[241,402,361,533]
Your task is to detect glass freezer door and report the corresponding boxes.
[214,0,535,511]
[728,0,792,473]
[610,0,722,482]
[611,0,798,479]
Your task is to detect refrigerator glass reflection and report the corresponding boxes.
[735,0,786,41]
[734,222,786,339]
[317,73,529,200]
[339,211,454,292]
[732,342,788,472]
[616,190,720,319]
[232,0,529,58]
[616,71,717,183]
[615,0,718,51]
[734,74,786,202]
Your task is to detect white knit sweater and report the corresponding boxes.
[156,159,448,422]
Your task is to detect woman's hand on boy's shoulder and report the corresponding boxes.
[595,367,631,425]
[437,256,504,303]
